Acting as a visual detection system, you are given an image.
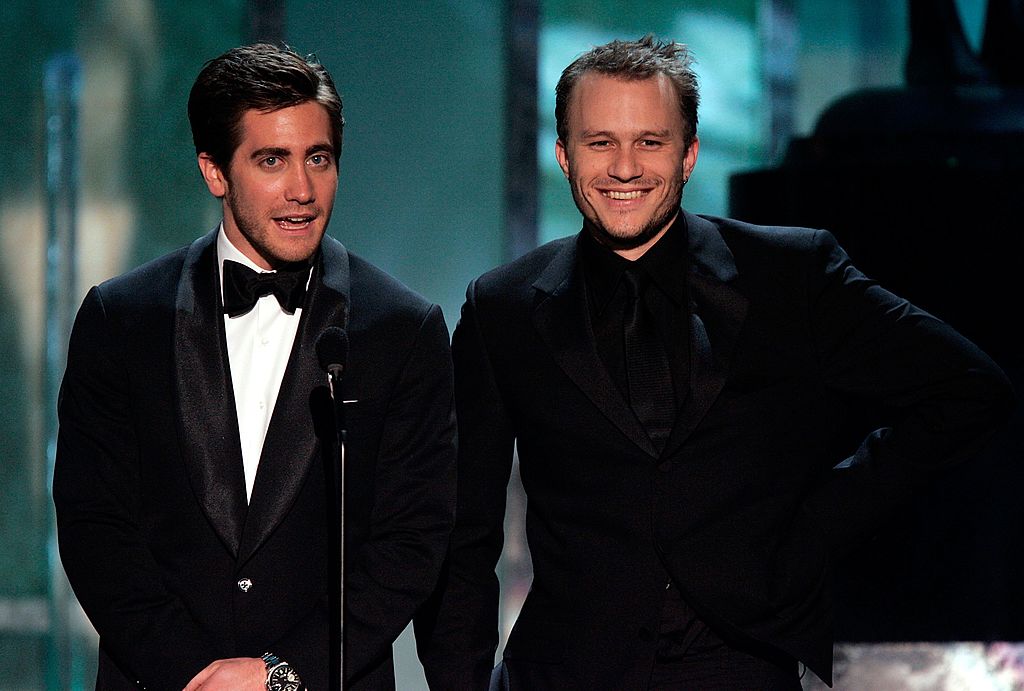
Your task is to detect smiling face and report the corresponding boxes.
[556,72,698,260]
[198,100,338,269]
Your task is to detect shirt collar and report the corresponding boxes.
[218,224,265,304]
[581,226,628,317]
[218,223,266,268]
[636,213,688,306]
[581,213,688,315]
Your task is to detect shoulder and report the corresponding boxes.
[478,235,574,287]
[66,244,195,368]
[78,229,219,331]
[693,213,841,280]
[471,235,576,300]
[88,245,191,317]
[696,213,826,252]
[345,250,444,332]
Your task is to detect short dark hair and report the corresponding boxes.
[555,34,699,148]
[187,43,344,171]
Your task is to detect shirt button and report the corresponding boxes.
[258,401,265,410]
[237,577,253,592]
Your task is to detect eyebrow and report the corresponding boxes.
[250,143,334,160]
[578,129,674,139]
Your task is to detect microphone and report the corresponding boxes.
[316,326,349,385]
[315,326,348,691]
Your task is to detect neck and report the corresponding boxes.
[587,209,680,262]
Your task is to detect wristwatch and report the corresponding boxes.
[261,652,303,691]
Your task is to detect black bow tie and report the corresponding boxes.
[222,259,309,318]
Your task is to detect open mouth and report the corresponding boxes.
[274,214,317,229]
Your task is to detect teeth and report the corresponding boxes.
[604,190,644,200]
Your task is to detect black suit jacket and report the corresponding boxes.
[416,212,1013,689]
[54,229,456,690]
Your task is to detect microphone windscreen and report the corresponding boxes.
[316,326,349,373]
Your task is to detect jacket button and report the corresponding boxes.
[237,577,253,592]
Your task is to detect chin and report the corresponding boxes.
[599,225,660,247]
[280,237,324,260]
[262,247,317,267]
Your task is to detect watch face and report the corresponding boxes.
[267,663,302,691]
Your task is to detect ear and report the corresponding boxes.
[197,153,228,198]
[683,136,700,180]
[555,139,570,180]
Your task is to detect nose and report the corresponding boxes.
[608,147,642,182]
[285,165,315,204]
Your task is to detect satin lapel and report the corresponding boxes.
[663,213,748,459]
[239,235,350,565]
[174,229,247,557]
[532,235,657,457]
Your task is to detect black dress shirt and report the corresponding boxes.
[581,213,691,408]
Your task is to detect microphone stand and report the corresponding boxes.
[327,365,346,690]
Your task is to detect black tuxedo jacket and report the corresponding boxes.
[54,229,456,690]
[417,212,1013,689]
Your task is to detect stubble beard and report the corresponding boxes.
[575,185,682,253]
[226,185,324,268]
[587,205,680,253]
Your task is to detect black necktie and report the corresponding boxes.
[222,259,309,318]
[622,268,675,453]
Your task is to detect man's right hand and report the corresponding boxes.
[182,657,265,691]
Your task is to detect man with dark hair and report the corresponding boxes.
[54,43,456,690]
[416,35,1013,689]
[187,43,345,173]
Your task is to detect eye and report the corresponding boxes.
[260,156,281,168]
[587,140,611,149]
[639,139,664,148]
[308,153,332,167]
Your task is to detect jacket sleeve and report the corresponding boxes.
[798,229,1014,554]
[53,286,216,690]
[416,280,516,691]
[343,302,458,687]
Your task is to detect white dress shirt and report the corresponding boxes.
[217,227,311,502]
